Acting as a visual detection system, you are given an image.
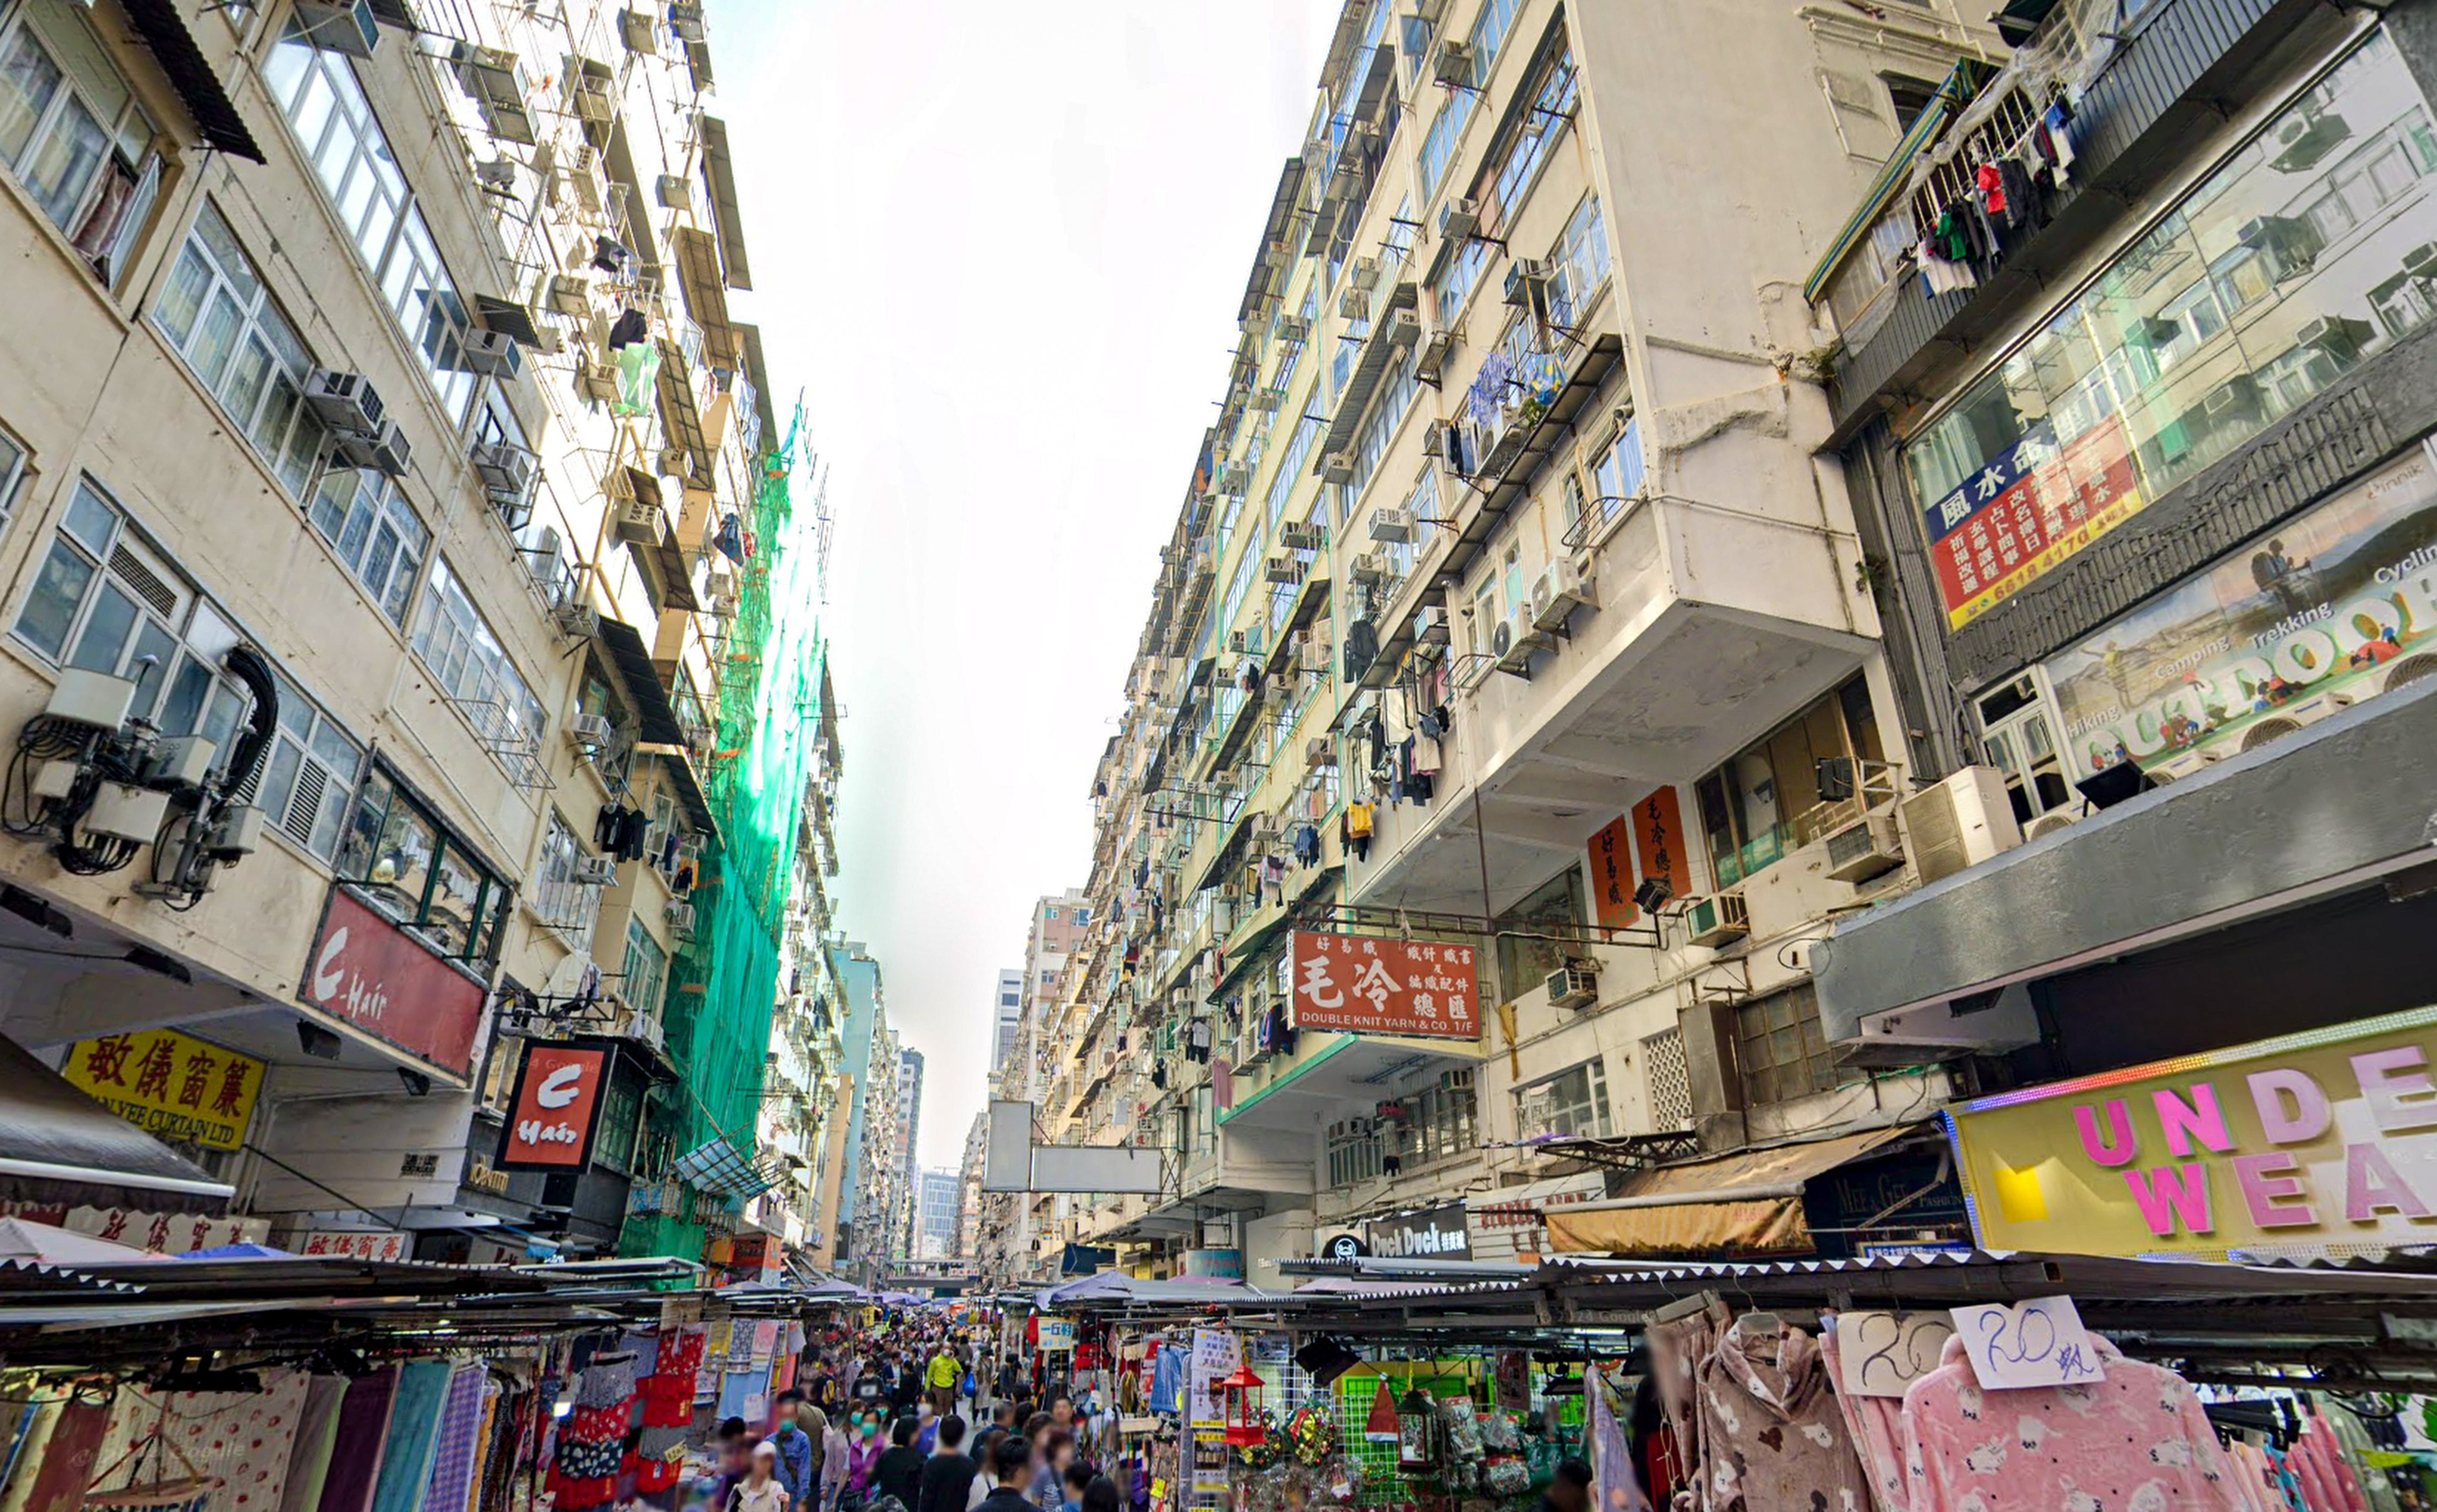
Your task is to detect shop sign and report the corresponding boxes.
[1037,1318,1077,1351]
[1947,1004,2437,1260]
[1187,1327,1239,1426]
[1288,931,1480,1040]
[1586,789,1690,930]
[1318,1232,1370,1260]
[299,1229,411,1261]
[299,887,487,1077]
[1367,1201,1471,1259]
[0,1202,268,1254]
[1587,815,1636,929]
[496,1039,612,1170]
[1924,414,2145,629]
[1467,1175,1606,1260]
[1182,1247,1243,1279]
[2042,444,2437,777]
[60,1028,262,1150]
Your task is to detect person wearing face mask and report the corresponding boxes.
[843,1409,886,1510]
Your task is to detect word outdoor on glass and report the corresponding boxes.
[1288,931,1481,1040]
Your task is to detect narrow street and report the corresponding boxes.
[2,0,2436,1508]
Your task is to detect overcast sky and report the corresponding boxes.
[708,2,1335,1169]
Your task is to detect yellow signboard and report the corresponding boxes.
[1947,1005,2437,1260]
[61,1029,264,1151]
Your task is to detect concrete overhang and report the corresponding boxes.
[1814,676,2437,1049]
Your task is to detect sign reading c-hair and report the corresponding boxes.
[496,1039,613,1170]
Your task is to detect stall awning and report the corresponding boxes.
[0,1036,234,1209]
[1544,1125,1915,1258]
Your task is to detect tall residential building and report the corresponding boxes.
[991,969,1025,1068]
[894,1046,925,1256]
[0,0,835,1266]
[916,1167,962,1260]
[956,1108,988,1261]
[1045,0,2000,1285]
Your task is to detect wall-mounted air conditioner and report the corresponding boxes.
[295,0,378,58]
[615,495,663,544]
[568,712,614,749]
[1437,197,1480,243]
[547,275,593,317]
[1433,40,1473,86]
[336,420,412,478]
[655,173,691,210]
[1415,327,1454,384]
[1545,962,1597,1010]
[573,74,616,126]
[1683,890,1749,948]
[305,369,386,436]
[462,328,522,378]
[1530,559,1595,632]
[1823,813,1903,883]
[1266,554,1306,585]
[1490,611,1540,675]
[1897,765,2021,884]
[575,854,619,886]
[1349,256,1383,290]
[1368,507,1413,543]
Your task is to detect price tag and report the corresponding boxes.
[1948,1295,2106,1390]
[1834,1310,1955,1398]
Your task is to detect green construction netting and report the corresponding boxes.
[625,401,826,1260]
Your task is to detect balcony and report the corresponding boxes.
[1349,487,1871,916]
[1817,0,2344,440]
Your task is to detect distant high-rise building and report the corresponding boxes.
[917,1168,962,1260]
[992,970,1024,1069]
[896,1047,925,1254]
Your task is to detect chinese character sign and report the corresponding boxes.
[1289,932,1481,1040]
[1922,416,2147,630]
[298,1229,410,1262]
[1631,788,1687,904]
[496,1040,612,1170]
[1587,815,1637,928]
[62,1029,263,1150]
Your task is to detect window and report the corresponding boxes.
[1493,865,1583,1000]
[335,764,510,961]
[1547,194,1608,329]
[305,469,428,626]
[0,425,25,522]
[1265,413,1321,534]
[261,29,477,421]
[248,668,363,861]
[1884,75,1941,135]
[412,558,547,765]
[153,202,327,495]
[622,915,668,1018]
[1388,1074,1479,1168]
[1904,34,2437,610]
[594,1072,641,1172]
[528,810,599,946]
[1694,673,1885,886]
[0,0,159,281]
[1074,907,1089,926]
[1974,673,2074,826]
[1044,905,1059,921]
[1338,347,1421,519]
[15,481,245,734]
[1516,1058,1612,1140]
[1326,1118,1382,1187]
[1734,981,1843,1106]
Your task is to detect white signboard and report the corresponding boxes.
[1834,1310,1955,1399]
[1949,1295,2106,1390]
[1188,1326,1239,1428]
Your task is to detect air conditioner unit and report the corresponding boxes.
[618,7,658,52]
[2297,314,2373,360]
[336,419,412,478]
[1249,387,1283,413]
[474,158,519,192]
[1350,256,1383,290]
[304,369,386,436]
[575,854,619,886]
[1266,554,1306,585]
[462,328,522,379]
[1898,764,2022,885]
[1277,315,1311,342]
[665,899,697,933]
[2270,109,2351,173]
[1348,551,1386,583]
[2026,810,2081,840]
[1683,890,1750,948]
[1491,611,1539,673]
[1824,813,1904,883]
[1437,197,1480,244]
[1304,737,1334,768]
[1433,40,1473,86]
[1321,451,1355,485]
[1368,507,1414,543]
[1300,635,1330,675]
[573,74,616,125]
[568,711,614,748]
[615,495,663,544]
[656,172,691,209]
[656,445,694,478]
[1415,327,1454,383]
[553,601,600,638]
[1545,962,1598,1010]
[1413,605,1451,646]
[1529,559,1596,632]
[577,353,619,402]
[547,274,593,316]
[1278,521,1323,551]
[1338,284,1371,321]
[1226,630,1249,655]
[294,0,377,58]
[1217,464,1250,495]
[472,440,537,500]
[1504,259,1552,310]
[1263,680,1290,707]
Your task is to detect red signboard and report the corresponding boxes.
[1289,931,1481,1040]
[298,887,488,1077]
[496,1039,612,1170]
[1587,814,1637,929]
[1922,415,2146,630]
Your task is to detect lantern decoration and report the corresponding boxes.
[1221,1363,1268,1447]
[1395,1385,1437,1472]
[1363,1381,1401,1443]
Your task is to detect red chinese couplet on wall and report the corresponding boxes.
[1587,814,1638,928]
[1288,931,1481,1040]
[297,887,488,1077]
[496,1039,612,1170]
[1631,786,1689,903]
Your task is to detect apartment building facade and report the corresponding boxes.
[1796,0,2437,1262]
[0,0,841,1268]
[1017,0,2012,1285]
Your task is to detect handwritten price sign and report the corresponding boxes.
[1836,1311,1955,1399]
[1949,1295,2106,1390]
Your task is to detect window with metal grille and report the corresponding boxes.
[1515,1057,1612,1140]
[1642,1025,1692,1130]
[154,200,328,497]
[1734,982,1844,1107]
